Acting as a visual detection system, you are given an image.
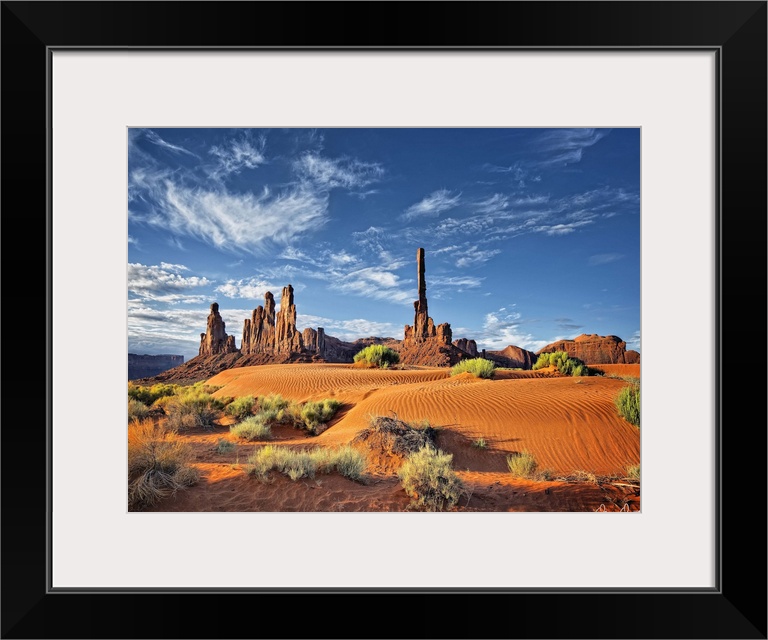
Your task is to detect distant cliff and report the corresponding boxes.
[128,354,184,380]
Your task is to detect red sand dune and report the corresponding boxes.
[145,364,640,512]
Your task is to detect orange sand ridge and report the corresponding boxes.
[145,363,640,512]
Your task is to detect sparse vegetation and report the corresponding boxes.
[397,446,464,512]
[230,415,273,441]
[625,463,640,481]
[128,418,199,511]
[128,382,180,406]
[215,438,237,454]
[164,395,219,432]
[299,399,342,433]
[246,445,366,482]
[257,393,291,413]
[353,344,400,368]
[506,450,539,478]
[615,382,640,427]
[450,357,496,379]
[472,437,488,449]
[532,351,593,376]
[128,398,151,422]
[352,414,437,456]
[226,395,256,420]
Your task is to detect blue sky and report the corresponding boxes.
[128,127,640,362]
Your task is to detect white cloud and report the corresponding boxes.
[294,153,384,189]
[430,275,483,288]
[144,130,200,158]
[128,263,211,299]
[215,278,282,301]
[475,308,551,352]
[535,128,609,167]
[143,181,329,254]
[473,193,509,215]
[588,253,624,266]
[401,189,461,221]
[208,134,267,180]
[337,266,412,303]
[455,247,501,268]
[298,314,401,341]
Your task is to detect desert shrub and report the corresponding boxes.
[625,463,640,481]
[246,445,366,482]
[128,418,199,510]
[397,446,464,512]
[532,351,593,376]
[215,438,237,454]
[164,395,219,432]
[450,357,496,379]
[352,414,438,456]
[353,344,400,368]
[300,399,342,433]
[226,395,256,420]
[128,398,151,423]
[615,382,640,427]
[230,415,273,441]
[257,393,290,413]
[506,451,538,478]
[472,437,488,449]
[128,382,180,406]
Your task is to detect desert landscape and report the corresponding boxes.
[129,249,640,513]
[128,127,640,514]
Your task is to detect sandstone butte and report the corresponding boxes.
[140,248,639,384]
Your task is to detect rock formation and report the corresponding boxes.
[240,286,325,358]
[403,248,452,347]
[241,292,276,354]
[199,303,238,356]
[486,345,537,369]
[128,354,184,380]
[275,285,303,354]
[536,333,638,365]
[453,338,478,357]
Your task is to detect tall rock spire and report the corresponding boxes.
[199,302,238,356]
[404,248,451,345]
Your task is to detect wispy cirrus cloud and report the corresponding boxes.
[455,247,501,268]
[135,181,329,255]
[294,152,384,190]
[208,133,267,180]
[588,253,624,266]
[534,128,609,167]
[144,130,200,158]
[400,189,461,221]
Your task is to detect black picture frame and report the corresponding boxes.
[2,2,765,638]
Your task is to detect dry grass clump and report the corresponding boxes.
[128,419,199,511]
[246,445,366,482]
[450,357,496,379]
[352,414,437,456]
[397,446,464,512]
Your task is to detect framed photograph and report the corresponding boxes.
[3,2,765,638]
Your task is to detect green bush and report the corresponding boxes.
[450,357,496,379]
[532,351,593,376]
[625,463,640,481]
[128,398,151,423]
[300,399,342,433]
[257,393,290,413]
[353,344,400,368]
[226,396,256,420]
[398,446,464,512]
[506,451,538,478]
[128,382,180,406]
[164,395,219,432]
[230,415,273,441]
[472,437,488,449]
[615,382,640,427]
[246,445,367,482]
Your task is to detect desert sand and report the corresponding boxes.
[143,363,640,513]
